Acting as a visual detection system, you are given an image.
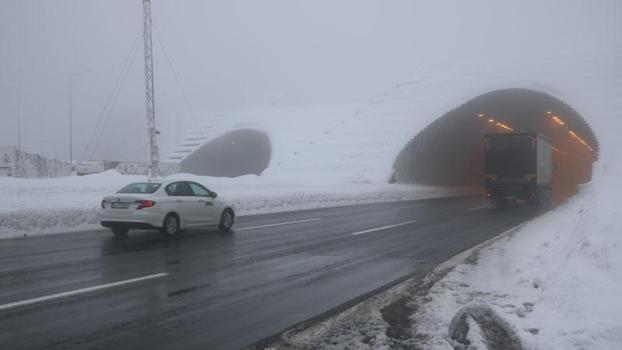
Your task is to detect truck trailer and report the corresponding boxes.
[484,133,552,206]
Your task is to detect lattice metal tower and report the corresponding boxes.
[143,0,160,179]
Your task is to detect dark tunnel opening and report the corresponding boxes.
[180,128,271,177]
[393,89,599,202]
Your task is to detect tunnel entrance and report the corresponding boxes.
[180,129,271,177]
[393,89,598,201]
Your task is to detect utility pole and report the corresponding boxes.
[143,0,160,179]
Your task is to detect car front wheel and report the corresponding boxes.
[219,209,234,232]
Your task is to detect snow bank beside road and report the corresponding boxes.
[412,164,622,349]
[0,171,144,238]
[0,171,471,239]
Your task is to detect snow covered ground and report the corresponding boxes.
[411,163,622,349]
[0,170,468,239]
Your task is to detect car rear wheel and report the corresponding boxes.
[161,214,180,236]
[219,209,234,232]
[111,226,129,236]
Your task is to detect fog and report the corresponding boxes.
[0,0,620,162]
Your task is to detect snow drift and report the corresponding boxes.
[410,160,622,349]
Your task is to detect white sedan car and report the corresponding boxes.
[100,180,235,236]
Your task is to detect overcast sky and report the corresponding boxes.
[0,0,620,161]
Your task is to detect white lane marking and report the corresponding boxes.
[392,203,427,211]
[236,218,322,231]
[351,220,419,236]
[468,205,489,211]
[0,273,169,312]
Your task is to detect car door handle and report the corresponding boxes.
[197,199,205,203]
[176,200,183,203]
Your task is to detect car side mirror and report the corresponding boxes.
[211,192,218,198]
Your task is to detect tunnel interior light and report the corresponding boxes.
[548,111,567,126]
[548,110,594,152]
[552,116,565,125]
[548,111,564,124]
[480,113,514,132]
[495,122,514,131]
[568,130,594,152]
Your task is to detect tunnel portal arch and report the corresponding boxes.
[180,128,271,177]
[393,89,599,197]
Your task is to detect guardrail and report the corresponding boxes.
[0,147,71,178]
[116,162,179,176]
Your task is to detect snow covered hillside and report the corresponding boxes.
[171,51,619,187]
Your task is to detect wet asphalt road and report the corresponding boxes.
[0,196,541,349]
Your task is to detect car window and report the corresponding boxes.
[165,182,190,196]
[188,182,211,197]
[117,182,161,194]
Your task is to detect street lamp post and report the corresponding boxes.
[0,86,21,151]
[69,69,93,166]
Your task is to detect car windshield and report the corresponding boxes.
[116,182,161,194]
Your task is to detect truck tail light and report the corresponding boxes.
[136,200,156,210]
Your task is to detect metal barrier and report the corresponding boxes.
[116,162,179,176]
[0,147,71,178]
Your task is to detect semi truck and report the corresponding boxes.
[484,133,552,206]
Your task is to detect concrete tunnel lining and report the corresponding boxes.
[180,128,271,177]
[392,89,599,197]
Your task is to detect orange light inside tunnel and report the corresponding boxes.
[568,130,594,152]
[552,116,565,125]
[495,122,514,131]
[480,113,514,132]
[547,111,566,126]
